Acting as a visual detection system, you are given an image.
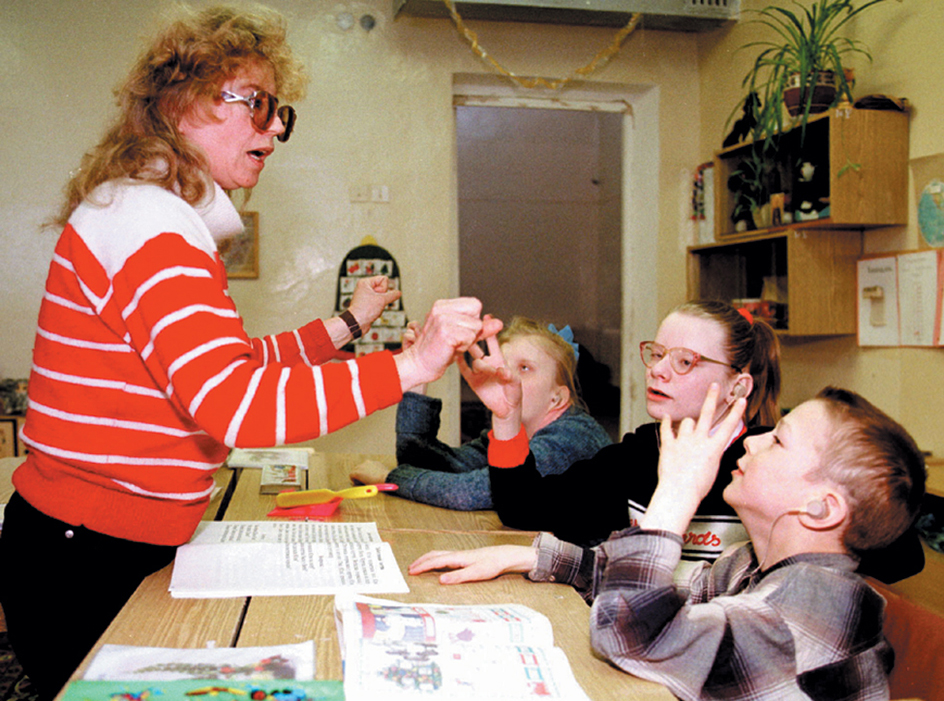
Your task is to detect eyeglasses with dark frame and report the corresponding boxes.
[639,341,741,375]
[220,89,296,143]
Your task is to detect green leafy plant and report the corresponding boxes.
[728,145,780,226]
[734,0,895,143]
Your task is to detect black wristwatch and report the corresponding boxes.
[340,309,363,340]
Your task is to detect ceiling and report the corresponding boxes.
[393,0,740,32]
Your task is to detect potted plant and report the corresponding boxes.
[734,0,894,143]
[728,145,781,230]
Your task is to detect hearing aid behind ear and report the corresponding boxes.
[794,499,828,519]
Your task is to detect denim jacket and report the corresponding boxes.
[388,391,612,510]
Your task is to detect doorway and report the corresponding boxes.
[456,104,623,440]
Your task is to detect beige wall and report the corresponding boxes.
[0,1,700,454]
[696,0,944,456]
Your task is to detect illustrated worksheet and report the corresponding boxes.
[336,595,590,700]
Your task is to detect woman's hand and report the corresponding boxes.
[325,276,402,349]
[409,545,538,585]
[399,321,428,395]
[349,459,391,485]
[348,275,401,331]
[394,299,502,393]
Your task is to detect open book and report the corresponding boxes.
[335,595,590,700]
[169,522,408,598]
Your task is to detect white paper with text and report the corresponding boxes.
[169,522,408,598]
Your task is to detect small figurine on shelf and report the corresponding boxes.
[723,92,761,148]
[793,160,829,221]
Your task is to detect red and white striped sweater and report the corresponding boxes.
[15,181,402,545]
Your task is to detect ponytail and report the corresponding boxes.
[673,301,782,427]
[743,318,782,426]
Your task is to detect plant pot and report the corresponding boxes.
[752,203,771,230]
[783,71,838,117]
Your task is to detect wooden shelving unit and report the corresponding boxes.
[688,227,862,336]
[689,107,909,336]
[713,108,909,236]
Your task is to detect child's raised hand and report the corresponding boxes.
[641,384,746,535]
[400,320,421,351]
[457,326,522,422]
[409,545,538,585]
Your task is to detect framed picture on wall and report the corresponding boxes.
[693,161,715,245]
[0,417,19,458]
[220,211,260,279]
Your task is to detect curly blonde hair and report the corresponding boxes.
[53,4,307,228]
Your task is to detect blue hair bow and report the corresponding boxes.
[548,324,579,361]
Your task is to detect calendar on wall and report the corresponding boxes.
[334,237,407,355]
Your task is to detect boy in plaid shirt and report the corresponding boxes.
[412,385,925,700]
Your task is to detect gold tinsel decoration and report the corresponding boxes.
[442,0,642,90]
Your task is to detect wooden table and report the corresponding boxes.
[54,452,673,700]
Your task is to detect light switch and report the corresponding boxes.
[371,185,390,203]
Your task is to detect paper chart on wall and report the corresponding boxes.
[896,250,940,346]
[857,257,900,346]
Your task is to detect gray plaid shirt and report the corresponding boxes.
[529,529,893,700]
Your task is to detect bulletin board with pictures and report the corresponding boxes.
[335,239,407,356]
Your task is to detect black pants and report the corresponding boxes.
[0,492,177,700]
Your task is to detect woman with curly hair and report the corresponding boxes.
[0,6,495,696]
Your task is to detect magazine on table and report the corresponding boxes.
[335,595,590,700]
[82,641,316,681]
